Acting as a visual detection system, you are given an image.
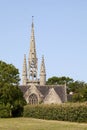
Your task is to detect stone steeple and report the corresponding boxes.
[22,18,46,86]
[22,54,27,85]
[40,56,46,85]
[28,17,38,82]
[21,19,67,105]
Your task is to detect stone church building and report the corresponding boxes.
[20,19,67,104]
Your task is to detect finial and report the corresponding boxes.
[24,54,26,58]
[32,16,34,27]
[42,55,44,59]
[32,16,34,22]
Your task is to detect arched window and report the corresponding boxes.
[29,94,38,104]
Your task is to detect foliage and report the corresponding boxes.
[0,104,10,118]
[0,61,26,117]
[0,61,20,86]
[46,76,73,85]
[23,103,87,122]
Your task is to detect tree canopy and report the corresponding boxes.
[0,61,20,86]
[0,61,26,117]
[46,76,73,85]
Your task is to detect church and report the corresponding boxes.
[20,18,67,104]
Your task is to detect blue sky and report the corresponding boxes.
[0,0,87,83]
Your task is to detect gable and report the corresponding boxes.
[24,84,43,103]
[44,88,62,104]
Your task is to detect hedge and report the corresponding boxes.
[23,103,87,122]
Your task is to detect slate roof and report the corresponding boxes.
[19,84,67,103]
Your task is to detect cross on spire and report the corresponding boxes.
[32,16,34,27]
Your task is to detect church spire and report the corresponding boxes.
[28,17,38,81]
[40,55,46,85]
[22,54,27,85]
[40,56,46,74]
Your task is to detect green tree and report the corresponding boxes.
[46,76,73,85]
[0,61,26,117]
[72,82,87,102]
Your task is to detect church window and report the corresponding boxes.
[29,94,38,104]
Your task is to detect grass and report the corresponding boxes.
[0,118,87,130]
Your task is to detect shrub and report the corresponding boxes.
[0,105,10,118]
[23,103,87,122]
[11,104,24,117]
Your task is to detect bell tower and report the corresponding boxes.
[22,17,46,86]
[28,17,39,85]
